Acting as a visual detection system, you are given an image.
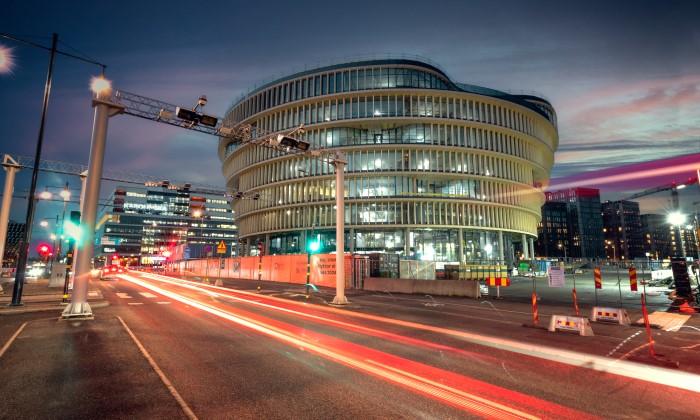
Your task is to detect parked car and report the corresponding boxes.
[642,277,675,296]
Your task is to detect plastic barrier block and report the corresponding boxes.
[548,315,594,336]
[591,307,631,325]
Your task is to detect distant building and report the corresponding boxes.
[602,200,645,261]
[642,214,672,260]
[545,188,605,259]
[2,221,25,267]
[94,185,237,267]
[536,201,569,258]
[641,213,698,261]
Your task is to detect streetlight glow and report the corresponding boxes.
[90,76,111,95]
[668,211,686,226]
[0,45,14,74]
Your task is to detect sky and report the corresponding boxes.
[1,0,699,251]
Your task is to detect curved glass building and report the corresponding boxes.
[220,57,557,266]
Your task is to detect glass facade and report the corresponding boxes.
[94,185,237,267]
[220,58,558,264]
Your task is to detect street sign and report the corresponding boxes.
[217,240,227,254]
[547,266,565,287]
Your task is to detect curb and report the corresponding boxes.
[0,300,110,316]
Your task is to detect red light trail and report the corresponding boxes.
[124,273,602,419]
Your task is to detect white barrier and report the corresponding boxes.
[591,307,631,325]
[548,315,594,336]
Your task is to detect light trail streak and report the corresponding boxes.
[133,272,700,393]
[123,274,594,419]
[138,273,502,363]
[547,161,699,191]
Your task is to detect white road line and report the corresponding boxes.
[0,322,28,359]
[116,293,132,299]
[117,316,197,420]
[128,302,144,305]
[139,292,159,299]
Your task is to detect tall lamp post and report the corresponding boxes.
[6,34,58,306]
[557,242,567,262]
[63,77,124,318]
[606,240,616,263]
[1,32,106,306]
[668,212,686,258]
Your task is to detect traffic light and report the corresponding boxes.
[175,107,218,128]
[270,134,310,151]
[63,211,83,244]
[307,238,320,253]
[37,243,52,256]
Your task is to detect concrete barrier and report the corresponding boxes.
[591,307,631,325]
[548,315,594,336]
[363,278,480,297]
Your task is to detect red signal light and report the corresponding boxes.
[37,243,52,256]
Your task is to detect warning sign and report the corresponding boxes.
[216,240,227,254]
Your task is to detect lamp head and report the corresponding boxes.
[91,76,112,97]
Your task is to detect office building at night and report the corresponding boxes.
[221,57,558,265]
[601,200,645,261]
[94,184,237,267]
[545,188,605,259]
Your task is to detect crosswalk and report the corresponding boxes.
[636,311,691,331]
[114,291,171,305]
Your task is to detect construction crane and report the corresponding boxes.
[622,177,698,209]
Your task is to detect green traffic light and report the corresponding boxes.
[308,240,320,253]
[63,220,83,244]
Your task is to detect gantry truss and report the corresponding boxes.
[1,153,230,197]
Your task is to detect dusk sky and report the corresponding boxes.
[2,0,699,247]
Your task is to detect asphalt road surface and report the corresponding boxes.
[1,269,698,419]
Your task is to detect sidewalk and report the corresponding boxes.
[0,277,106,314]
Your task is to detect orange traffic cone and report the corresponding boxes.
[679,300,697,313]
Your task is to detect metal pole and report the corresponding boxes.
[11,33,58,306]
[0,158,21,272]
[49,215,58,274]
[63,88,124,317]
[56,183,69,260]
[331,152,348,305]
[62,239,75,303]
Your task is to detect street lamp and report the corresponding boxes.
[64,75,124,318]
[2,32,106,307]
[557,242,567,262]
[191,209,210,259]
[668,211,687,257]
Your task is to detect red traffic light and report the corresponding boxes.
[37,243,52,256]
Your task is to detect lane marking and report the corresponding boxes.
[0,322,28,359]
[117,316,197,420]
[128,302,144,305]
[116,293,132,299]
[140,292,159,299]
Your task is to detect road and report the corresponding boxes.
[1,270,699,419]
